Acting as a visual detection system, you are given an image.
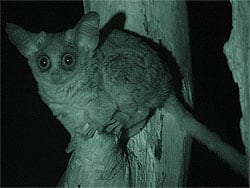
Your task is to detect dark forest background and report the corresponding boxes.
[1,1,248,187]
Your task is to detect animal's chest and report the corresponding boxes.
[48,88,117,128]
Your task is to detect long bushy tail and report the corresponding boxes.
[167,95,248,179]
[182,111,248,179]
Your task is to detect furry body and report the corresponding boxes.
[33,29,172,141]
[6,12,247,178]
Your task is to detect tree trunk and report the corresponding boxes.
[58,1,193,187]
[223,0,250,182]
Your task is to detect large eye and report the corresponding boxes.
[38,56,51,71]
[61,54,75,70]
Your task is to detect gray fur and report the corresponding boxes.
[6,12,247,179]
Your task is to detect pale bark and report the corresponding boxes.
[58,1,193,187]
[223,0,250,182]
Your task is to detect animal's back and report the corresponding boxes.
[98,29,173,109]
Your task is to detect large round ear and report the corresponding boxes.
[5,23,45,58]
[75,12,100,51]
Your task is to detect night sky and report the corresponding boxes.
[1,1,248,187]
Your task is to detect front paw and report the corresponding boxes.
[79,123,98,140]
[104,119,124,136]
[65,137,78,153]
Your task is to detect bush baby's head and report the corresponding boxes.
[6,12,100,86]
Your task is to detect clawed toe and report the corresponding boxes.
[84,127,96,140]
[77,123,97,140]
[105,120,123,135]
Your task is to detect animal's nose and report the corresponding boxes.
[51,70,63,84]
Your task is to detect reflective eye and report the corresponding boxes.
[62,54,75,70]
[38,56,50,71]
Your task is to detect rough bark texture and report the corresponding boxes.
[58,133,130,187]
[223,0,250,182]
[58,1,193,187]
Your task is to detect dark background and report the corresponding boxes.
[1,1,248,187]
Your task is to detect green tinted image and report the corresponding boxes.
[3,1,249,187]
